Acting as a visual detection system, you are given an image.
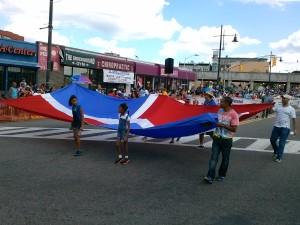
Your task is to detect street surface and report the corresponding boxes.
[0,110,299,225]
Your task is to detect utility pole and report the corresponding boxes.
[46,0,53,91]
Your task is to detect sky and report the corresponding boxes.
[0,0,300,73]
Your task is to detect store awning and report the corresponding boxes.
[135,62,159,76]
[0,58,40,68]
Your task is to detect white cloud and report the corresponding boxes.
[158,25,260,60]
[85,37,137,58]
[0,0,181,43]
[268,30,300,72]
[85,37,118,50]
[239,37,261,45]
[236,0,300,7]
[269,29,300,53]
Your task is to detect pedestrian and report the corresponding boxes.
[270,94,297,162]
[69,95,84,157]
[204,96,239,184]
[196,91,217,149]
[8,82,18,99]
[115,103,131,165]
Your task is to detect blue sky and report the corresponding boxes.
[0,0,300,72]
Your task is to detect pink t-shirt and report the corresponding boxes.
[215,108,239,138]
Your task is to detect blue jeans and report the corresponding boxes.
[270,126,290,159]
[207,137,233,179]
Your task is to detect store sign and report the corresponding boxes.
[96,57,134,72]
[160,68,178,77]
[0,43,36,56]
[60,48,96,68]
[38,43,61,71]
[103,69,134,84]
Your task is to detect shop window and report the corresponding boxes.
[0,66,5,91]
[73,67,89,76]
[64,66,72,76]
[6,67,36,88]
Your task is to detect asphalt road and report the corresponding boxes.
[0,112,300,225]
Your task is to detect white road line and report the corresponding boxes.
[284,141,300,153]
[246,139,271,150]
[82,132,116,141]
[0,127,40,135]
[0,126,299,154]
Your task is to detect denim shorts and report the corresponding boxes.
[117,129,127,140]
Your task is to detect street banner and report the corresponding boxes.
[103,69,134,84]
[38,43,61,71]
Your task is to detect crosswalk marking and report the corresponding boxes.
[284,141,300,153]
[0,126,299,154]
[246,139,271,150]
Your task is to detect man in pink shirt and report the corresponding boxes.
[204,96,239,184]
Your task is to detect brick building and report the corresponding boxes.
[0,30,24,41]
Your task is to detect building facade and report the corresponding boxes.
[0,38,39,93]
[0,30,24,41]
[36,44,196,93]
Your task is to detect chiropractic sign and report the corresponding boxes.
[96,56,134,72]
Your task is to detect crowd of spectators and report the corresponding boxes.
[2,80,299,102]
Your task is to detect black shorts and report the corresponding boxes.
[71,120,81,130]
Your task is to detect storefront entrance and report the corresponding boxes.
[0,66,37,92]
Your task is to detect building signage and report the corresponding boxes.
[0,43,36,56]
[103,69,134,84]
[38,43,61,71]
[160,68,178,77]
[96,57,134,72]
[60,48,96,68]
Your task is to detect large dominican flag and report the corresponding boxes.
[2,84,272,138]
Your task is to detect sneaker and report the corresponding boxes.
[176,137,181,142]
[73,151,84,156]
[121,158,130,165]
[273,153,277,159]
[115,158,123,164]
[170,139,174,144]
[216,176,225,182]
[195,145,205,149]
[204,176,213,184]
[274,158,281,163]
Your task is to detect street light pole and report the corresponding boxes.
[46,0,53,91]
[183,54,199,68]
[268,51,272,85]
[216,25,223,88]
[215,25,238,89]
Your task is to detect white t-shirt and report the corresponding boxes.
[273,105,296,129]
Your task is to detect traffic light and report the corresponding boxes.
[239,63,243,72]
[272,56,277,67]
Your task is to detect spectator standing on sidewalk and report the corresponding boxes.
[8,82,18,99]
[270,94,297,162]
[204,97,239,184]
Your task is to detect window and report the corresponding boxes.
[73,67,89,76]
[64,66,72,76]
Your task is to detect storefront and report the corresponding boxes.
[59,47,96,87]
[135,62,159,91]
[0,38,39,93]
[158,65,196,91]
[94,56,135,93]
